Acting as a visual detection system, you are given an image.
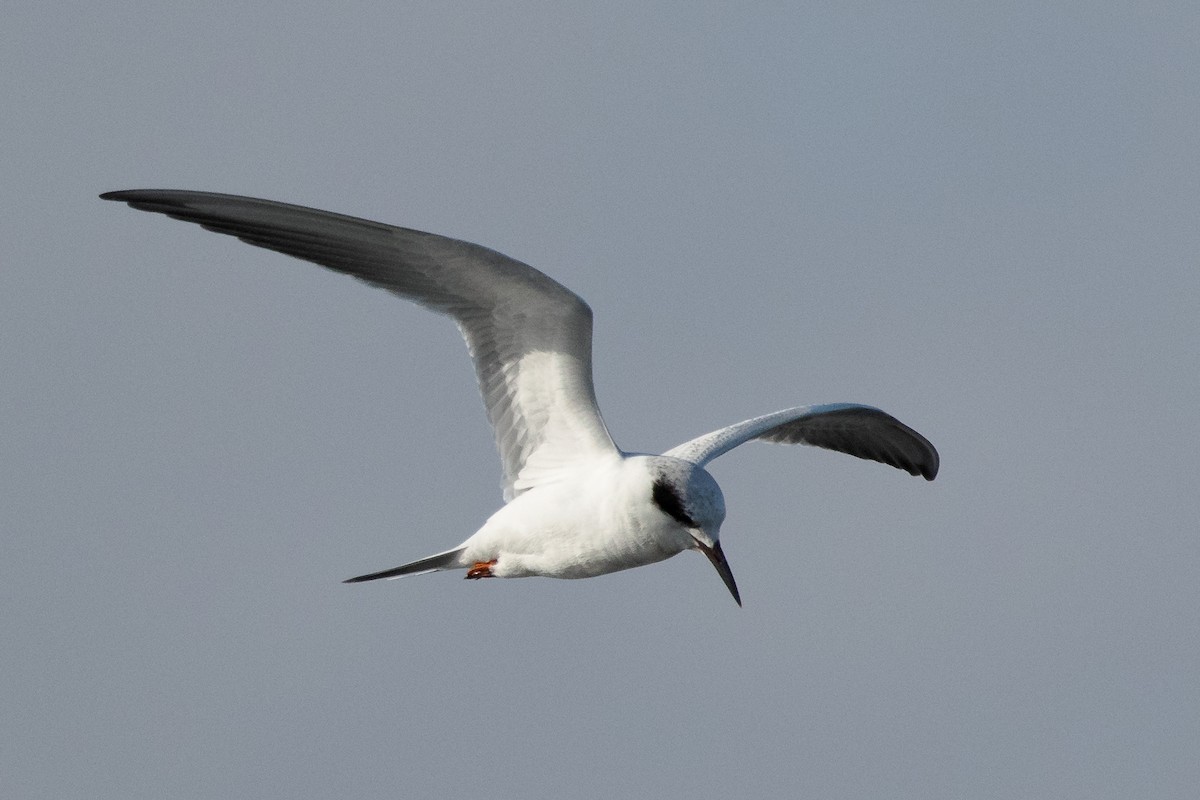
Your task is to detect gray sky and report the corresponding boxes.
[4,3,1198,798]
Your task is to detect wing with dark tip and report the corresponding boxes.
[664,403,938,480]
[101,189,620,500]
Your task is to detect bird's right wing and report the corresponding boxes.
[101,190,620,500]
[664,403,938,480]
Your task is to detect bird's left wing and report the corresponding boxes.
[664,403,938,480]
[100,190,620,501]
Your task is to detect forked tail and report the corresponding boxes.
[343,546,467,583]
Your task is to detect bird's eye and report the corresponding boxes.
[651,479,697,528]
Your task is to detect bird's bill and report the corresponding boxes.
[697,540,742,607]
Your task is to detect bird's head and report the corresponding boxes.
[650,460,740,606]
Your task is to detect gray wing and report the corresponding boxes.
[101,190,619,500]
[664,403,938,480]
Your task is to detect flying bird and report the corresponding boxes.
[101,190,938,605]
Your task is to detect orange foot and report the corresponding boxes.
[466,560,498,579]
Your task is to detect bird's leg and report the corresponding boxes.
[466,560,498,579]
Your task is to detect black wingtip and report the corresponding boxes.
[922,451,940,481]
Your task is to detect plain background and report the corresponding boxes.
[3,3,1198,798]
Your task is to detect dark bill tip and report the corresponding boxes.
[699,540,742,607]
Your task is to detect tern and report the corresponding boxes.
[101,190,938,605]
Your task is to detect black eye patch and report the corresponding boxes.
[652,478,698,528]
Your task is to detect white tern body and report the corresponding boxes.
[102,190,939,605]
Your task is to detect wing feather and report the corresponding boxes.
[664,403,938,480]
[101,190,619,500]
